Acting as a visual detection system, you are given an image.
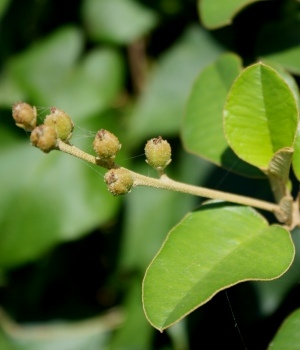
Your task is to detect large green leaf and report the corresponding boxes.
[268,309,300,349]
[143,202,294,331]
[81,0,158,44]
[126,25,223,146]
[182,52,262,177]
[224,63,298,171]
[198,0,261,29]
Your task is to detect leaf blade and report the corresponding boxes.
[224,63,298,170]
[143,202,294,331]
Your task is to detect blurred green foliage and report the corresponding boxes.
[1,0,300,349]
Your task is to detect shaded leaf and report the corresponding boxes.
[82,0,158,44]
[182,52,262,177]
[0,308,122,350]
[109,278,153,350]
[257,20,300,75]
[44,48,124,122]
[143,201,294,331]
[4,26,124,121]
[127,26,224,145]
[0,0,10,20]
[0,126,120,268]
[199,0,262,29]
[8,26,83,103]
[253,228,300,316]
[268,309,300,349]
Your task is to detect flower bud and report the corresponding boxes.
[93,129,121,160]
[144,136,171,171]
[30,125,58,153]
[12,102,37,131]
[104,168,134,196]
[44,107,74,142]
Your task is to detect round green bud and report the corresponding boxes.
[93,129,121,160]
[12,102,37,131]
[44,107,74,142]
[144,136,172,171]
[30,125,58,153]
[104,168,134,196]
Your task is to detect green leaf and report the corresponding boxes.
[44,48,124,122]
[224,63,298,171]
[81,0,158,44]
[0,70,26,107]
[5,26,124,121]
[109,278,153,350]
[127,25,223,145]
[262,62,300,108]
[257,20,300,75]
[198,0,262,29]
[0,0,10,20]
[8,26,83,103]
[0,127,120,268]
[268,309,300,349]
[143,202,294,331]
[182,52,262,177]
[253,228,300,316]
[0,308,123,350]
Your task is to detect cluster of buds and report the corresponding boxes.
[12,102,173,197]
[12,102,74,153]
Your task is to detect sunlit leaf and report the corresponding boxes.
[224,63,298,171]
[143,201,294,331]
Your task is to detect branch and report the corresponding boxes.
[57,140,281,217]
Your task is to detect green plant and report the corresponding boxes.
[10,57,300,340]
[3,1,300,349]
